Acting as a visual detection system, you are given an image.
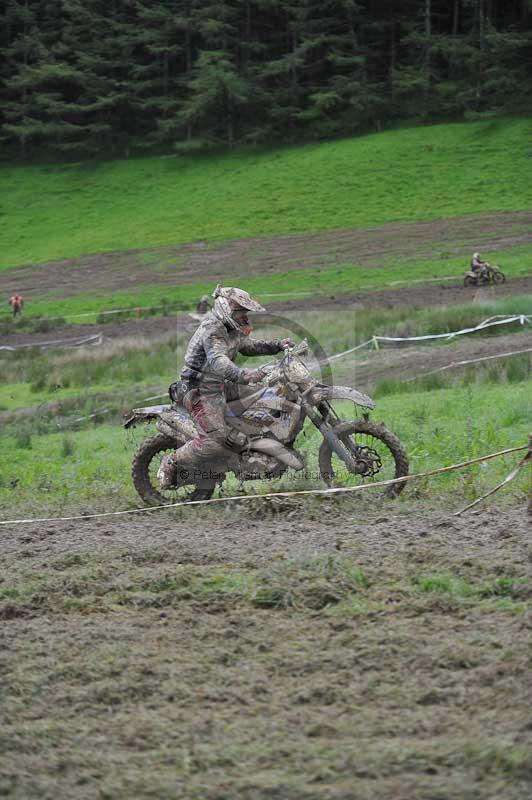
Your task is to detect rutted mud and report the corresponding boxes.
[2,210,532,799]
[1,209,531,300]
[2,275,532,349]
[1,503,531,799]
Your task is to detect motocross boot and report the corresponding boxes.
[157,438,233,489]
[156,451,179,490]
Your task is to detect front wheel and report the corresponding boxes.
[492,269,505,284]
[318,419,409,497]
[132,432,216,506]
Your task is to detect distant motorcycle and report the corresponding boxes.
[463,263,505,287]
[124,340,409,506]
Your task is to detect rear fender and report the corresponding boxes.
[123,404,199,440]
[123,404,172,429]
[158,408,198,440]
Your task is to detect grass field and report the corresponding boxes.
[1,299,531,518]
[1,117,532,271]
[2,118,532,800]
[1,241,531,323]
[1,378,530,519]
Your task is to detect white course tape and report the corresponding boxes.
[388,275,457,286]
[0,443,527,526]
[60,304,187,320]
[454,449,531,516]
[325,339,375,362]
[0,333,103,351]
[374,314,531,344]
[312,315,531,367]
[310,339,375,371]
[405,345,532,382]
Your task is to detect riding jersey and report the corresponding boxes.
[180,311,282,392]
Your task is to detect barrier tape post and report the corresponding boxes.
[454,434,532,517]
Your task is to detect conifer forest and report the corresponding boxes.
[1,0,531,158]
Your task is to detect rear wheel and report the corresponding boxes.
[464,274,476,287]
[132,432,216,506]
[319,419,409,497]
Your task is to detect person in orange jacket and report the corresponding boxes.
[9,294,24,318]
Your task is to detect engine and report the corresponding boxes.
[237,452,287,481]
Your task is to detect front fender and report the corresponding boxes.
[313,385,375,410]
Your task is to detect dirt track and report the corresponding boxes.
[2,210,532,798]
[345,329,532,388]
[0,498,529,567]
[1,209,531,300]
[2,502,532,799]
[2,274,532,349]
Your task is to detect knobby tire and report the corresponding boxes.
[319,419,409,497]
[132,432,215,506]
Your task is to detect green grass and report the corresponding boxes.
[412,572,528,601]
[1,117,532,270]
[1,241,531,324]
[2,550,527,616]
[1,377,530,517]
[2,294,530,416]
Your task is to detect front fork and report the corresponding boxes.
[301,399,359,473]
[303,400,382,477]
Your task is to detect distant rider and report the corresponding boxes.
[471,252,490,279]
[196,295,212,314]
[157,285,293,489]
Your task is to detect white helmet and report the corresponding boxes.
[212,285,266,331]
[473,252,480,259]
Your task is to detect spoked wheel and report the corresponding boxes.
[132,433,216,506]
[492,269,505,284]
[464,274,476,287]
[319,419,409,497]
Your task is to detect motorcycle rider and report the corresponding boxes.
[157,285,293,489]
[471,252,490,279]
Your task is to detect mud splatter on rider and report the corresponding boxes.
[157,285,294,489]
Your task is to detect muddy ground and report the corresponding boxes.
[2,211,532,798]
[1,502,532,799]
[2,275,532,349]
[2,207,531,349]
[345,329,532,389]
[1,209,531,301]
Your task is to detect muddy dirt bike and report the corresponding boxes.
[463,263,506,287]
[124,340,409,506]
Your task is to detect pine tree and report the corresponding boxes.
[176,49,252,148]
[1,0,531,157]
[172,0,254,149]
[0,0,67,156]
